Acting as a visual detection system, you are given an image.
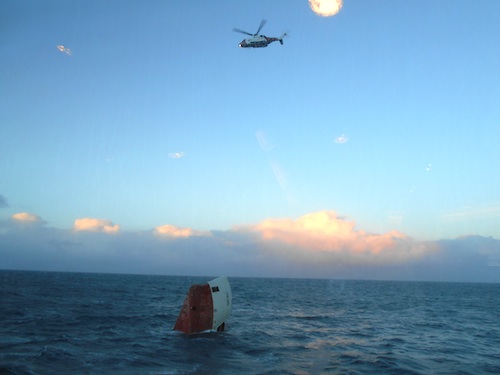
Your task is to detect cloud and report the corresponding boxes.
[239,211,436,265]
[12,212,43,224]
[1,210,499,282]
[154,224,211,238]
[168,152,185,159]
[255,130,276,151]
[334,134,349,144]
[0,195,8,208]
[73,218,120,233]
[441,203,500,223]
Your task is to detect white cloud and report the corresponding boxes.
[168,152,185,159]
[1,210,498,282]
[334,134,349,144]
[12,212,43,223]
[73,218,120,233]
[238,211,437,265]
[154,224,211,238]
[441,203,500,223]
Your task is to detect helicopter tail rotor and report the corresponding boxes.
[279,32,287,45]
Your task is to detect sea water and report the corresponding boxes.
[1,270,499,374]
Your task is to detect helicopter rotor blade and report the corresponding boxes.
[255,19,267,35]
[233,28,253,36]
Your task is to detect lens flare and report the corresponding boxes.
[56,45,72,55]
[309,0,343,17]
[334,134,349,144]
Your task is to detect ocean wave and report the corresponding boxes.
[1,271,499,374]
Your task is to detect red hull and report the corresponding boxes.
[173,283,214,334]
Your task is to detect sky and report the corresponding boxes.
[1,0,500,282]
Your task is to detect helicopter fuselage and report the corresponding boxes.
[238,35,281,48]
[234,20,285,48]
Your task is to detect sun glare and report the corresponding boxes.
[309,0,343,17]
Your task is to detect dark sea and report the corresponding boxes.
[1,271,499,375]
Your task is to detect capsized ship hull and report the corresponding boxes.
[173,276,232,334]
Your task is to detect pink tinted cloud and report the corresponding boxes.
[73,218,120,233]
[240,210,436,265]
[154,224,211,238]
[12,212,43,223]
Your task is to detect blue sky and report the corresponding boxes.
[1,1,500,281]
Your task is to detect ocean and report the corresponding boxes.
[1,271,499,374]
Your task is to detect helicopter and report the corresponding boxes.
[233,20,286,48]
